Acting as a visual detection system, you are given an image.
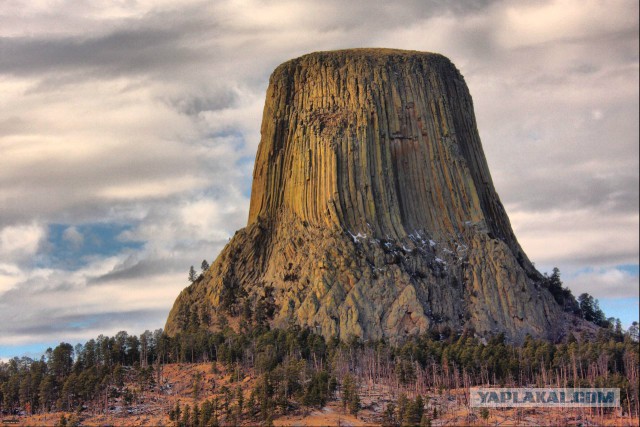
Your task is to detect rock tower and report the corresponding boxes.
[166,49,567,343]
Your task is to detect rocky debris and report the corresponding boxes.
[166,48,572,343]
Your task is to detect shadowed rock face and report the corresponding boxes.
[166,49,569,343]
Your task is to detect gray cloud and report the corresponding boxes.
[3,309,169,342]
[0,5,219,79]
[502,168,639,214]
[0,0,637,349]
[89,258,188,284]
[167,90,238,117]
[565,267,640,300]
[89,237,231,285]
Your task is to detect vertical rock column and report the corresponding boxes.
[166,49,566,343]
[248,49,529,268]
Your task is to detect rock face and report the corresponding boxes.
[166,49,568,343]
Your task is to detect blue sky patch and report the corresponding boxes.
[568,264,640,278]
[598,297,639,328]
[0,341,57,361]
[616,264,640,276]
[36,223,144,270]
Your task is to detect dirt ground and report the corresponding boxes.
[3,363,637,426]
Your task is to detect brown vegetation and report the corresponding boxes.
[1,324,638,426]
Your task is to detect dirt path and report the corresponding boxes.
[275,404,374,426]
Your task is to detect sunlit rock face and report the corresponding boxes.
[166,49,568,343]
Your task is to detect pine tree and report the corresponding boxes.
[192,372,202,400]
[188,266,197,284]
[200,399,213,426]
[67,413,80,427]
[171,401,181,425]
[341,374,360,417]
[348,388,361,417]
[341,374,353,411]
[303,371,329,408]
[578,293,608,326]
[628,321,639,342]
[404,395,424,425]
[396,394,409,426]
[246,389,257,419]
[181,404,191,427]
[39,376,55,412]
[57,414,67,427]
[236,385,244,415]
[382,402,398,427]
[329,375,338,397]
[258,374,273,422]
[192,402,200,427]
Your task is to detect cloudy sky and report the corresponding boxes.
[0,0,638,358]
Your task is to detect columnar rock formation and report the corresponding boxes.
[166,49,569,343]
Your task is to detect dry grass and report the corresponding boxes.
[4,364,637,426]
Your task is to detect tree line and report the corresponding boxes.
[1,318,638,424]
[1,266,637,424]
[542,267,626,329]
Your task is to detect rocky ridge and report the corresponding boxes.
[166,49,571,343]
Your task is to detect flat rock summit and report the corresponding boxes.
[166,48,573,343]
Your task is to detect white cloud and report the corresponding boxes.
[179,193,249,238]
[510,209,639,267]
[0,263,21,295]
[0,223,45,262]
[0,251,184,346]
[62,226,84,248]
[99,176,208,200]
[496,0,637,49]
[565,267,640,299]
[0,0,637,351]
